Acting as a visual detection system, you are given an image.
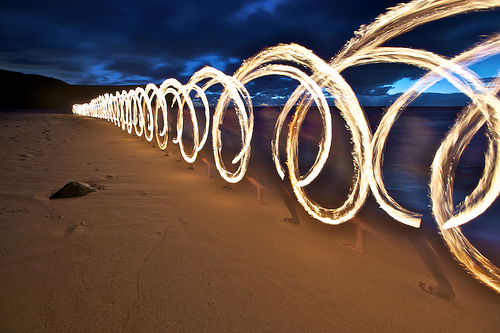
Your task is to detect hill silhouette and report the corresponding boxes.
[0,69,140,113]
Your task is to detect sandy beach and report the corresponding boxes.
[1,111,499,332]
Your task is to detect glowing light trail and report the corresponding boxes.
[73,0,500,293]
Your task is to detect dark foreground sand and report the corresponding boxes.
[1,112,499,332]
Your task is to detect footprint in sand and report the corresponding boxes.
[18,154,30,161]
[63,222,93,237]
[418,282,455,300]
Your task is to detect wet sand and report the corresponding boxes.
[1,111,499,332]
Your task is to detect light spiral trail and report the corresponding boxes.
[73,0,500,293]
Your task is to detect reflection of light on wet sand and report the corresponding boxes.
[73,0,500,293]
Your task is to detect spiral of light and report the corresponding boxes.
[73,0,500,293]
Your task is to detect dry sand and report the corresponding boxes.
[1,111,499,332]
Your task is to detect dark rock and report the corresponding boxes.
[50,181,97,199]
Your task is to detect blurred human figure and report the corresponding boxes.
[249,107,303,223]
[343,216,385,254]
[344,114,455,300]
[413,222,455,300]
[279,174,301,224]
[345,215,455,299]
[201,157,213,177]
[245,174,265,204]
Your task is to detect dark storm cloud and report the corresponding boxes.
[0,0,498,103]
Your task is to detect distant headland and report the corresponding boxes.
[0,69,141,113]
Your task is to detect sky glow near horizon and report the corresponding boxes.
[388,55,500,95]
[0,0,498,105]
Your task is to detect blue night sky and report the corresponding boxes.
[0,0,498,105]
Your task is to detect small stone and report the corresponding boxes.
[50,181,98,199]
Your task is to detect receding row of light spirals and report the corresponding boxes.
[73,0,500,293]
